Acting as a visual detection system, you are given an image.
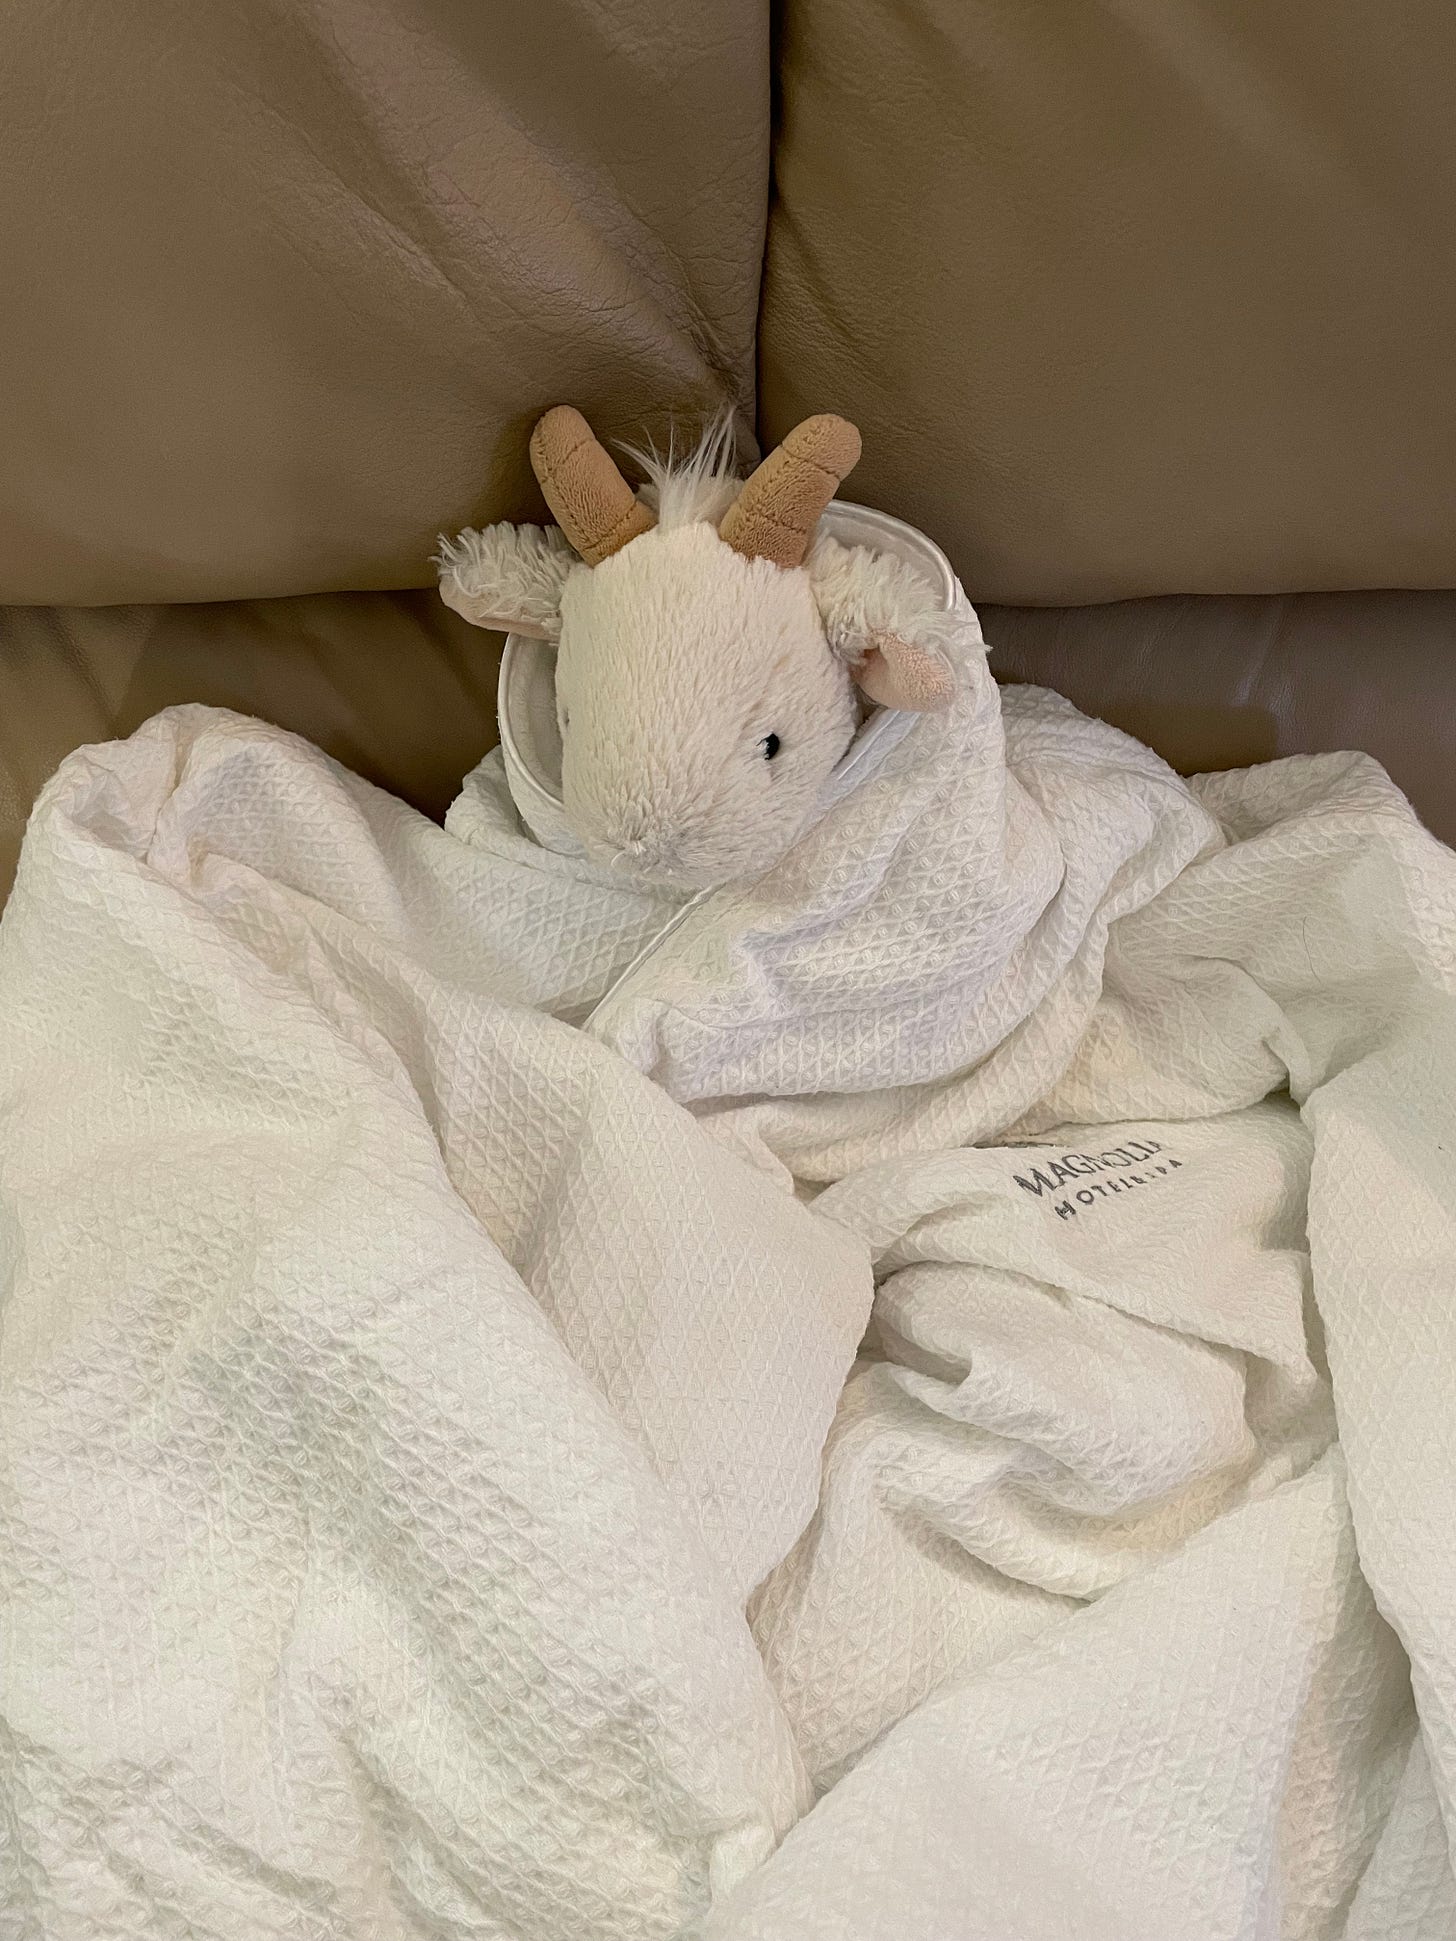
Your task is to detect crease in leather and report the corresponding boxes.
[0,0,769,605]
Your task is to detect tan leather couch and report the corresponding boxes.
[2,0,1452,899]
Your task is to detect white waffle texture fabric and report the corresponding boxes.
[2,603,1454,1937]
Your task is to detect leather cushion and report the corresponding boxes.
[0,595,500,897]
[2,587,1448,911]
[762,0,1456,604]
[986,590,1456,847]
[0,0,767,606]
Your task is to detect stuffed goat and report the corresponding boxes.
[437,407,957,889]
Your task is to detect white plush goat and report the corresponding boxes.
[437,407,957,889]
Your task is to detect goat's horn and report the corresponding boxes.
[719,414,862,567]
[529,406,656,565]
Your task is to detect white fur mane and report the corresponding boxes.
[619,410,743,531]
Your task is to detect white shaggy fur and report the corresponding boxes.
[437,427,959,888]
[807,535,960,682]
[436,523,575,639]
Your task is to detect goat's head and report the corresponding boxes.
[438,406,956,889]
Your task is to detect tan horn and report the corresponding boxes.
[718,414,862,568]
[529,405,656,565]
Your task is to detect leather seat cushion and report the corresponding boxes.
[1,587,1448,908]
[986,590,1456,846]
[0,595,500,897]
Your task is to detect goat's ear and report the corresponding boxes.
[854,629,957,711]
[808,536,957,713]
[435,522,576,639]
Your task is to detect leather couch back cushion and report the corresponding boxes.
[762,0,1456,605]
[0,0,767,606]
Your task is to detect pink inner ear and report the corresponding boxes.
[854,630,956,712]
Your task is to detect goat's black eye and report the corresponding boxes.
[760,733,781,761]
